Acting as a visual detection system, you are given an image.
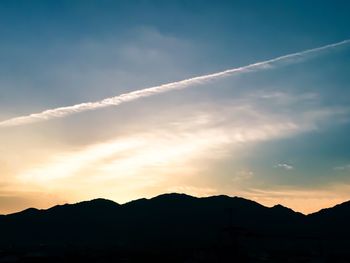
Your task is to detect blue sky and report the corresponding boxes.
[0,0,350,214]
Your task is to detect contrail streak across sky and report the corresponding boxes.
[1,39,349,128]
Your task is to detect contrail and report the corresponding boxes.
[1,39,349,128]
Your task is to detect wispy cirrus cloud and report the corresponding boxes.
[16,91,345,195]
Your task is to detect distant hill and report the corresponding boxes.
[1,193,350,262]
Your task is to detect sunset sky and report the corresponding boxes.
[1,0,350,214]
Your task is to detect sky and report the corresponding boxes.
[0,0,350,214]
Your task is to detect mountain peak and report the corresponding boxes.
[272,204,290,210]
[46,198,120,214]
[79,198,119,205]
[151,192,196,200]
[18,207,40,215]
[271,204,303,216]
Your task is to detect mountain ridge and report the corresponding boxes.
[1,192,350,262]
[2,192,346,216]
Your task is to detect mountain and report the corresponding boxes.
[0,193,350,262]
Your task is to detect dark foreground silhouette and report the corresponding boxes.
[1,193,350,262]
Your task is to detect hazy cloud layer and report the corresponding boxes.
[11,88,348,212]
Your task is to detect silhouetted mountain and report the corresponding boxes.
[306,200,350,237]
[1,193,350,262]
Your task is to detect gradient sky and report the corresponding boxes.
[1,0,350,214]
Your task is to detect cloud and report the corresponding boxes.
[18,123,294,184]
[1,39,349,128]
[275,163,294,170]
[16,92,344,189]
[334,164,350,171]
[232,169,254,182]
